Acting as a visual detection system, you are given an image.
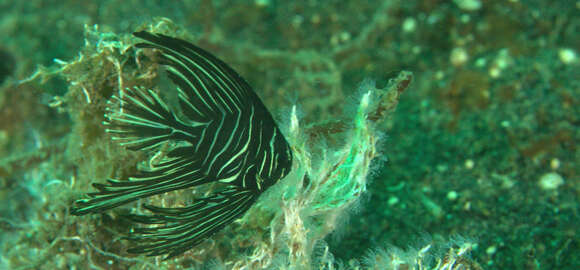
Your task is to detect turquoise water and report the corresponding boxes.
[1,1,578,269]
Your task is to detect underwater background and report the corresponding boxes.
[0,0,578,269]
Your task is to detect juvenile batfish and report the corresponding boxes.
[71,31,293,258]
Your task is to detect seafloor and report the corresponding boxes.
[0,0,578,269]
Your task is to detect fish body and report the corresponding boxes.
[71,31,293,258]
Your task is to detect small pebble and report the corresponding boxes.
[450,47,469,67]
[486,245,497,255]
[489,66,501,78]
[402,17,417,33]
[388,196,400,206]
[550,158,560,170]
[454,0,482,11]
[447,191,459,201]
[538,172,564,190]
[558,48,576,64]
[464,159,475,170]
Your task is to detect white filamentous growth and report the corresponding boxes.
[290,105,300,137]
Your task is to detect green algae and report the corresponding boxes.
[1,1,578,269]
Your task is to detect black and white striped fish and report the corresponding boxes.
[71,31,293,258]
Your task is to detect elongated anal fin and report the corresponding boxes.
[123,187,258,258]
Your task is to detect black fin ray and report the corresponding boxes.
[124,187,257,258]
[105,86,204,152]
